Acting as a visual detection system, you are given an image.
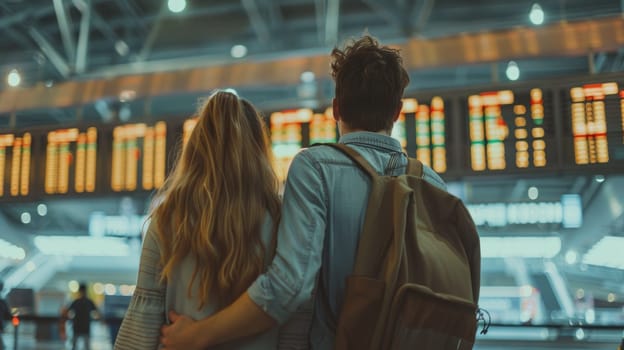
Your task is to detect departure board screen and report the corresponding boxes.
[0,133,31,197]
[391,99,416,152]
[309,108,337,144]
[468,89,550,172]
[183,116,198,146]
[111,122,167,192]
[413,97,447,173]
[45,128,96,194]
[567,82,624,165]
[270,109,311,182]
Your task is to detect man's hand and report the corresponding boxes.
[160,311,204,350]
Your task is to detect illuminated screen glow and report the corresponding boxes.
[112,122,167,192]
[270,109,311,182]
[0,133,30,197]
[469,89,547,171]
[309,108,337,144]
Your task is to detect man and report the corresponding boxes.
[160,35,447,349]
[63,283,98,350]
[0,281,12,350]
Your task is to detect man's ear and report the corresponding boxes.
[393,101,403,122]
[332,98,340,122]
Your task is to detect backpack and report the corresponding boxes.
[322,143,482,350]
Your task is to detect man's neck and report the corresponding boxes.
[339,124,392,137]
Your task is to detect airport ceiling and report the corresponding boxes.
[1,0,623,92]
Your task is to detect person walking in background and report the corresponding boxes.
[0,281,12,350]
[62,283,98,350]
[114,91,282,349]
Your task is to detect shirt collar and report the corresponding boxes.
[338,131,404,153]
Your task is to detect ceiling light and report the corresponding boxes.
[34,236,130,256]
[506,61,520,81]
[529,3,545,25]
[528,186,539,200]
[575,328,585,340]
[25,261,36,272]
[115,40,129,57]
[68,280,79,293]
[565,250,577,265]
[608,293,616,303]
[21,212,31,224]
[7,69,21,87]
[583,236,624,269]
[230,45,248,58]
[300,71,315,83]
[0,239,26,260]
[37,204,47,216]
[594,175,605,183]
[167,0,186,13]
[93,283,104,295]
[105,283,117,295]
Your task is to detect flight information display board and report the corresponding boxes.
[468,88,550,172]
[270,109,311,182]
[0,133,31,198]
[45,128,96,194]
[309,108,337,144]
[111,122,167,192]
[567,82,624,165]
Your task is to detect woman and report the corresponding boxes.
[114,91,281,349]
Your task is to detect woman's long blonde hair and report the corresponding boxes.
[153,91,280,308]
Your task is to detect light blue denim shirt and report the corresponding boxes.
[247,131,446,349]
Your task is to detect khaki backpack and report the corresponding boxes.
[323,144,482,350]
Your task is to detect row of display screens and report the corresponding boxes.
[1,80,623,200]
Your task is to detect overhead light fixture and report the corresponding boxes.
[34,236,130,256]
[21,212,31,224]
[583,236,624,269]
[481,236,561,258]
[0,238,26,260]
[529,3,545,25]
[167,0,186,13]
[68,280,80,293]
[230,45,248,59]
[565,250,577,265]
[37,204,47,216]
[594,175,605,183]
[25,261,36,272]
[506,61,520,81]
[300,71,316,83]
[528,186,539,200]
[7,69,21,87]
[115,40,129,57]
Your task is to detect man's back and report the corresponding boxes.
[69,296,96,334]
[282,132,446,349]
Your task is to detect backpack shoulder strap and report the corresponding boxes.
[406,158,424,178]
[318,143,379,179]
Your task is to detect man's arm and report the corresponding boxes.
[161,151,328,349]
[161,292,275,349]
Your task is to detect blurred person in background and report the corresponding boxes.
[0,281,11,350]
[61,283,99,350]
[114,91,282,349]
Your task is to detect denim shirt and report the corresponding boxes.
[247,131,446,349]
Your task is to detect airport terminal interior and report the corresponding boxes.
[1,0,624,349]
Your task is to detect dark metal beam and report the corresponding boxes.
[362,0,405,36]
[53,0,76,61]
[241,0,271,43]
[411,0,435,35]
[325,0,340,46]
[28,28,71,78]
[76,0,92,73]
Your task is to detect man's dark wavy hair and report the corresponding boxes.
[331,35,410,132]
